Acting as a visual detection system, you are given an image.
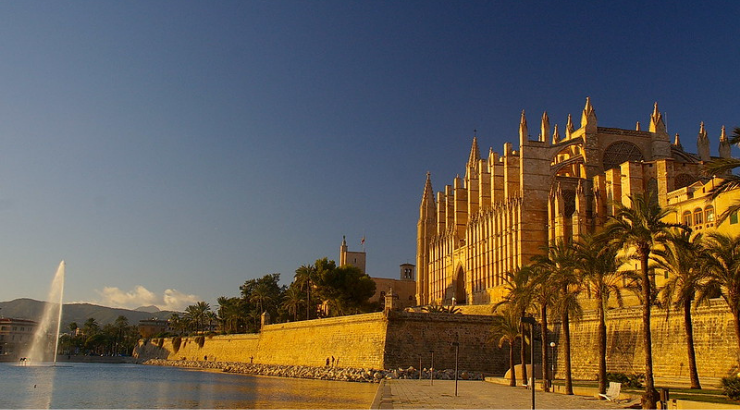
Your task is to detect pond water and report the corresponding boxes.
[0,362,378,409]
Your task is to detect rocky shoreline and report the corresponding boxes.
[143,359,484,383]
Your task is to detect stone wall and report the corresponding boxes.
[134,311,505,374]
[563,300,737,383]
[384,311,506,374]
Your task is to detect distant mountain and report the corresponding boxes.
[134,305,161,313]
[0,298,179,329]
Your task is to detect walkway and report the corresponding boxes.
[372,379,636,409]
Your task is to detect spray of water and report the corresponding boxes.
[27,261,65,364]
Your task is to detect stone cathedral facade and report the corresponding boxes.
[416,98,735,306]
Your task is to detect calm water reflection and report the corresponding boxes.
[0,362,378,409]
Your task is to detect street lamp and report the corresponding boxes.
[549,342,556,390]
[520,316,537,410]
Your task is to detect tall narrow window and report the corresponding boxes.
[694,208,703,226]
[682,211,692,226]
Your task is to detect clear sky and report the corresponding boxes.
[0,1,738,311]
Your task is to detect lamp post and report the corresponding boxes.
[549,342,556,390]
[430,350,434,386]
[452,342,459,396]
[520,316,537,410]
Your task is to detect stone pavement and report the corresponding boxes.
[372,379,637,409]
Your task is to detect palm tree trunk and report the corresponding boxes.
[540,305,550,392]
[732,306,740,370]
[509,343,517,387]
[640,253,658,409]
[520,323,528,386]
[563,308,573,395]
[683,299,701,389]
[597,292,607,395]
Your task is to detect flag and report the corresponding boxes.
[361,236,365,245]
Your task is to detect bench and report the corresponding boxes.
[599,382,622,402]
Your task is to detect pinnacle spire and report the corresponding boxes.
[519,110,528,142]
[720,126,731,158]
[467,136,481,165]
[721,125,728,141]
[649,102,666,134]
[552,124,560,144]
[566,114,574,138]
[540,112,550,143]
[673,133,683,150]
[697,122,711,161]
[580,97,597,130]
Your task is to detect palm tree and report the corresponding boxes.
[185,301,211,333]
[704,126,740,223]
[250,284,274,314]
[534,239,580,395]
[282,286,305,321]
[490,304,523,387]
[295,264,316,320]
[497,267,535,386]
[703,232,740,368]
[653,229,708,389]
[603,193,679,408]
[522,263,557,392]
[573,233,625,395]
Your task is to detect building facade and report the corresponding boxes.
[416,98,737,306]
[0,318,38,360]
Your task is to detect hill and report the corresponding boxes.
[0,298,178,329]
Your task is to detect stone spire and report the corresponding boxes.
[552,124,560,144]
[467,136,481,166]
[673,133,683,150]
[540,112,550,143]
[519,110,528,144]
[580,97,597,133]
[720,125,731,158]
[649,102,667,134]
[566,114,575,139]
[636,121,642,131]
[697,121,710,161]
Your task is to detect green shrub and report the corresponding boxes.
[606,372,643,388]
[195,335,205,348]
[722,375,740,401]
[157,338,164,349]
[172,337,182,353]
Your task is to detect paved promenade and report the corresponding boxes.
[372,379,636,409]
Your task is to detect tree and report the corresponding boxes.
[490,304,523,387]
[573,233,625,395]
[217,296,248,333]
[83,317,100,336]
[282,285,305,321]
[185,301,211,333]
[295,264,317,320]
[315,263,376,316]
[496,267,534,387]
[241,273,285,323]
[534,239,580,395]
[604,193,679,408]
[703,232,740,368]
[524,263,556,392]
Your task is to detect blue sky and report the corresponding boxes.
[0,1,738,311]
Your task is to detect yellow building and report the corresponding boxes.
[416,98,738,307]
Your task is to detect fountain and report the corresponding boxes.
[26,261,65,364]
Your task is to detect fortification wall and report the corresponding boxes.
[135,313,388,369]
[565,300,737,381]
[384,311,506,374]
[134,311,505,373]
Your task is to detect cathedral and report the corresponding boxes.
[416,98,736,306]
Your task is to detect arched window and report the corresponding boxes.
[693,208,703,226]
[705,206,715,226]
[682,211,692,226]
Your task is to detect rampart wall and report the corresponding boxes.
[565,300,737,381]
[134,302,737,384]
[134,311,506,373]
